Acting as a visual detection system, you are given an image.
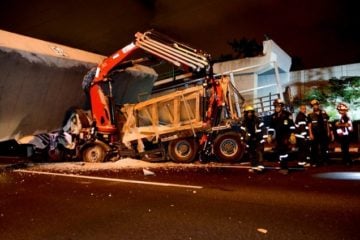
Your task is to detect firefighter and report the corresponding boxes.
[335,103,353,166]
[295,104,310,166]
[268,99,296,174]
[307,99,332,166]
[241,105,266,172]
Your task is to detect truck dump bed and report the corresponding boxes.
[121,85,205,148]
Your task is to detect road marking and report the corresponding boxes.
[314,172,360,180]
[14,169,203,189]
[211,165,305,170]
[213,165,251,169]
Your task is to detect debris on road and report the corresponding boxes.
[143,168,156,176]
[257,228,268,234]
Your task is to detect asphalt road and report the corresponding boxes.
[0,161,360,240]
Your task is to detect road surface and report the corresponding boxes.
[1,159,359,240]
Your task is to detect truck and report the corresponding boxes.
[62,30,248,163]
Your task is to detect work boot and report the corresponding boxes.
[254,165,265,172]
[249,165,264,173]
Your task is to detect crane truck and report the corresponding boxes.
[63,30,247,163]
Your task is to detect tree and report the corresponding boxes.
[329,77,360,105]
[301,77,360,120]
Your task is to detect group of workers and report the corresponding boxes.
[241,98,354,174]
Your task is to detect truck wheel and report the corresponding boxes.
[213,132,244,162]
[82,144,106,163]
[168,138,198,163]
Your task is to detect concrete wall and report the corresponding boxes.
[287,63,360,104]
[290,63,360,82]
[213,40,291,109]
[257,72,290,99]
[0,30,105,140]
[0,50,86,139]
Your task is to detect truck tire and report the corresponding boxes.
[82,143,106,163]
[168,138,198,163]
[213,132,244,162]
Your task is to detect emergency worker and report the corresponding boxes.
[307,99,332,166]
[240,105,266,172]
[295,105,310,166]
[268,99,296,174]
[335,103,353,166]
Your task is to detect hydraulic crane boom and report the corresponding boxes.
[89,30,212,135]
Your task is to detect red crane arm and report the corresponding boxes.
[93,42,139,83]
[88,30,211,135]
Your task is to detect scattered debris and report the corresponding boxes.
[257,228,268,234]
[143,168,156,176]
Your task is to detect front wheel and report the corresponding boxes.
[213,132,245,163]
[82,143,106,163]
[168,138,198,163]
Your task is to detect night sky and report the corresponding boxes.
[0,0,359,69]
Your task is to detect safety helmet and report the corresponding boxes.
[244,105,254,112]
[336,103,349,112]
[273,98,284,107]
[310,99,319,106]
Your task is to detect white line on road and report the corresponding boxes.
[14,169,203,189]
[213,165,251,169]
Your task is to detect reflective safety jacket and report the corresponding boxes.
[295,111,309,140]
[269,110,295,139]
[307,110,330,135]
[240,115,267,144]
[335,114,353,136]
